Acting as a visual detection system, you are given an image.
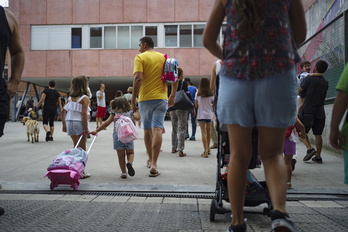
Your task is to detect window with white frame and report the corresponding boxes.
[31,23,226,50]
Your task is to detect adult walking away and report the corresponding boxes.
[0,5,25,216]
[169,68,189,157]
[203,0,306,231]
[299,60,329,163]
[132,36,177,177]
[209,59,222,149]
[184,77,197,141]
[96,83,106,128]
[124,86,133,103]
[330,63,348,185]
[37,80,62,141]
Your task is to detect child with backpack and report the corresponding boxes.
[90,96,137,179]
[195,77,214,158]
[61,75,91,179]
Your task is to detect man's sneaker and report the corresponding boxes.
[303,148,316,161]
[189,136,196,141]
[271,210,298,232]
[312,156,323,163]
[226,223,246,232]
[0,206,5,216]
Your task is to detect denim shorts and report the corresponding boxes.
[113,133,134,150]
[138,99,168,130]
[217,68,297,128]
[283,137,296,155]
[66,120,83,136]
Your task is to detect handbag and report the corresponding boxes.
[170,81,194,111]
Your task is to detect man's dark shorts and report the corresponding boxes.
[0,78,9,137]
[299,114,325,135]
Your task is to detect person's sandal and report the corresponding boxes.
[210,143,218,149]
[179,151,186,157]
[81,173,91,179]
[120,173,127,179]
[201,152,209,158]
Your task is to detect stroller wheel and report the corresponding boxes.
[210,199,217,221]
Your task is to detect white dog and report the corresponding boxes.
[24,119,40,143]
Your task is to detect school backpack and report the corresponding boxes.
[162,54,179,83]
[47,148,88,178]
[115,115,138,143]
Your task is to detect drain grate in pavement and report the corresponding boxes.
[0,190,348,201]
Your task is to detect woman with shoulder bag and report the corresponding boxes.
[168,68,191,157]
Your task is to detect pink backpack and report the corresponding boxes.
[115,115,138,143]
[162,54,179,83]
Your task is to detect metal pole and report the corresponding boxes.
[14,82,30,121]
[344,10,348,65]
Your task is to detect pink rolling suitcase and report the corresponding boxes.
[44,135,96,190]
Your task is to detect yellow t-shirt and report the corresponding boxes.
[133,51,167,102]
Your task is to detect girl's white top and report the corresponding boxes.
[64,95,91,121]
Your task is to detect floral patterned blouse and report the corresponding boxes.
[221,0,300,80]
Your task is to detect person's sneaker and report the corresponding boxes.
[49,137,53,141]
[45,131,51,142]
[226,223,246,232]
[312,156,323,163]
[0,206,4,216]
[271,210,298,232]
[189,136,196,141]
[185,134,189,140]
[303,148,316,161]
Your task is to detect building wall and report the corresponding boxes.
[9,0,217,80]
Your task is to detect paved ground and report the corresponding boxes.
[0,120,347,231]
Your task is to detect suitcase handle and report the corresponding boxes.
[74,133,98,155]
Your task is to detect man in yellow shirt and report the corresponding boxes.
[132,37,177,177]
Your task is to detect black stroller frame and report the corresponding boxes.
[209,75,272,221]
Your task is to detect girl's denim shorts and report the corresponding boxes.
[217,68,297,128]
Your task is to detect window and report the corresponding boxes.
[90,27,102,48]
[32,27,49,50]
[145,26,158,47]
[118,26,129,49]
[180,25,192,47]
[31,23,225,50]
[104,26,116,49]
[71,28,82,48]
[165,25,178,47]
[131,26,143,48]
[193,24,204,47]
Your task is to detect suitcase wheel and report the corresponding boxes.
[50,182,55,191]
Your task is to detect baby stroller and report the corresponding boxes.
[209,76,272,221]
[44,135,96,190]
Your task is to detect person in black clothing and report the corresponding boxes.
[36,80,62,141]
[0,5,25,216]
[298,60,329,163]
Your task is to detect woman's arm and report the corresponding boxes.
[289,0,307,48]
[36,93,46,108]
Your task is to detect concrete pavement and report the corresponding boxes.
[0,120,347,231]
